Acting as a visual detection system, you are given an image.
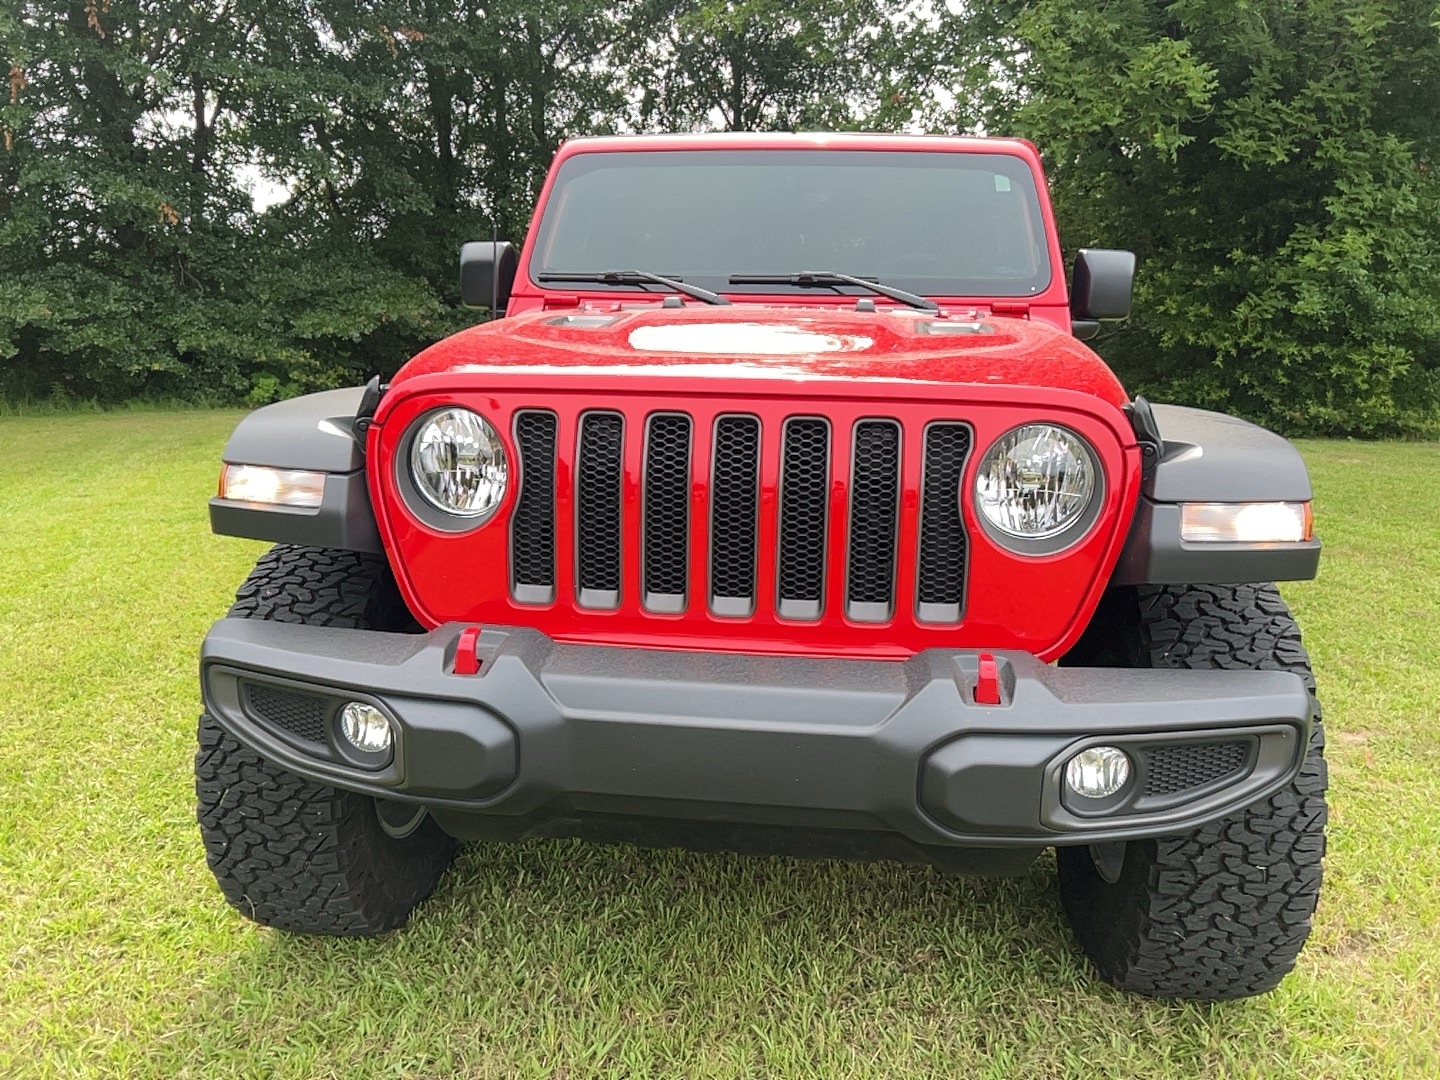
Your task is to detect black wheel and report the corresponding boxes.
[1056,584,1328,1000]
[195,545,455,935]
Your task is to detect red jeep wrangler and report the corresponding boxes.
[198,133,1325,1000]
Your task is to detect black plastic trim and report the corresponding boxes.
[709,413,761,618]
[1111,497,1322,585]
[1145,404,1314,503]
[1109,403,1320,585]
[209,470,382,554]
[200,620,1313,852]
[510,410,558,604]
[915,421,973,624]
[776,416,831,621]
[641,412,692,614]
[225,668,404,777]
[219,388,369,473]
[845,418,902,622]
[575,411,625,608]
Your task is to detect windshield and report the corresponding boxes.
[529,149,1052,298]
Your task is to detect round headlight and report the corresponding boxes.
[410,408,509,520]
[974,424,1096,543]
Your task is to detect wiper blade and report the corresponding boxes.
[728,271,938,312]
[537,270,731,306]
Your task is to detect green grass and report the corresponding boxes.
[1,412,1436,1078]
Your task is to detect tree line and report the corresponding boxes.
[2,1,1437,434]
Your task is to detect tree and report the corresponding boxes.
[627,0,912,131]
[941,0,1440,435]
[0,1,634,402]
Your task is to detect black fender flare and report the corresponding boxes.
[1112,404,1320,585]
[208,387,382,554]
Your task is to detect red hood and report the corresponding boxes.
[392,305,1130,408]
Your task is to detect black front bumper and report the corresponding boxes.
[200,620,1311,865]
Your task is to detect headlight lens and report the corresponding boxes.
[975,424,1096,541]
[220,464,326,509]
[410,408,509,519]
[1180,502,1312,543]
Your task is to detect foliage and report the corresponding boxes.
[2,1,1439,432]
[627,0,911,131]
[0,1,631,403]
[952,0,1440,436]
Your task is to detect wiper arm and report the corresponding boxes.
[728,271,938,312]
[537,270,731,306]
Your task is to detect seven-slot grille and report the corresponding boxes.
[507,410,972,623]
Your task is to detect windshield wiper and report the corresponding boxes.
[537,270,731,306]
[728,271,938,312]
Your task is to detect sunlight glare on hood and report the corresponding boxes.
[628,323,874,355]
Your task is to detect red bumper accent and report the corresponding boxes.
[974,653,1002,705]
[453,626,483,675]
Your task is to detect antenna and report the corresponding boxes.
[491,217,499,316]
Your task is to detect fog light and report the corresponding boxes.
[1065,746,1131,799]
[338,702,393,754]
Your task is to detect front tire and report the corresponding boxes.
[195,545,455,936]
[1057,584,1328,999]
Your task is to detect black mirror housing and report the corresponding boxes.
[459,241,518,311]
[1070,248,1135,322]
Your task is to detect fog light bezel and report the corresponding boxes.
[1064,745,1133,801]
[334,700,397,768]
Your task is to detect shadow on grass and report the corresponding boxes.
[143,837,1280,1077]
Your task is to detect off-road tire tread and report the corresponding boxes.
[1057,583,1327,1000]
[227,544,417,630]
[196,544,452,936]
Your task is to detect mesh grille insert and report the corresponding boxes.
[576,412,624,604]
[710,416,760,613]
[245,683,328,745]
[511,410,557,600]
[643,413,692,609]
[917,423,972,620]
[777,418,830,618]
[846,420,901,619]
[1144,741,1249,797]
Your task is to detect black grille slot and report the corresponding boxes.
[777,418,830,619]
[511,410,557,603]
[846,420,901,621]
[1144,741,1249,798]
[576,412,624,607]
[643,413,692,612]
[916,423,972,622]
[710,416,760,616]
[245,683,328,745]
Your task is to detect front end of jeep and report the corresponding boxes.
[196,134,1326,1001]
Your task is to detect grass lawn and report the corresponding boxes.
[1,411,1437,1078]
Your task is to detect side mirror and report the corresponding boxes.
[459,241,518,311]
[1070,248,1135,339]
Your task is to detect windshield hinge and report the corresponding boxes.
[351,375,387,451]
[989,302,1030,317]
[1125,396,1163,477]
[542,294,581,309]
